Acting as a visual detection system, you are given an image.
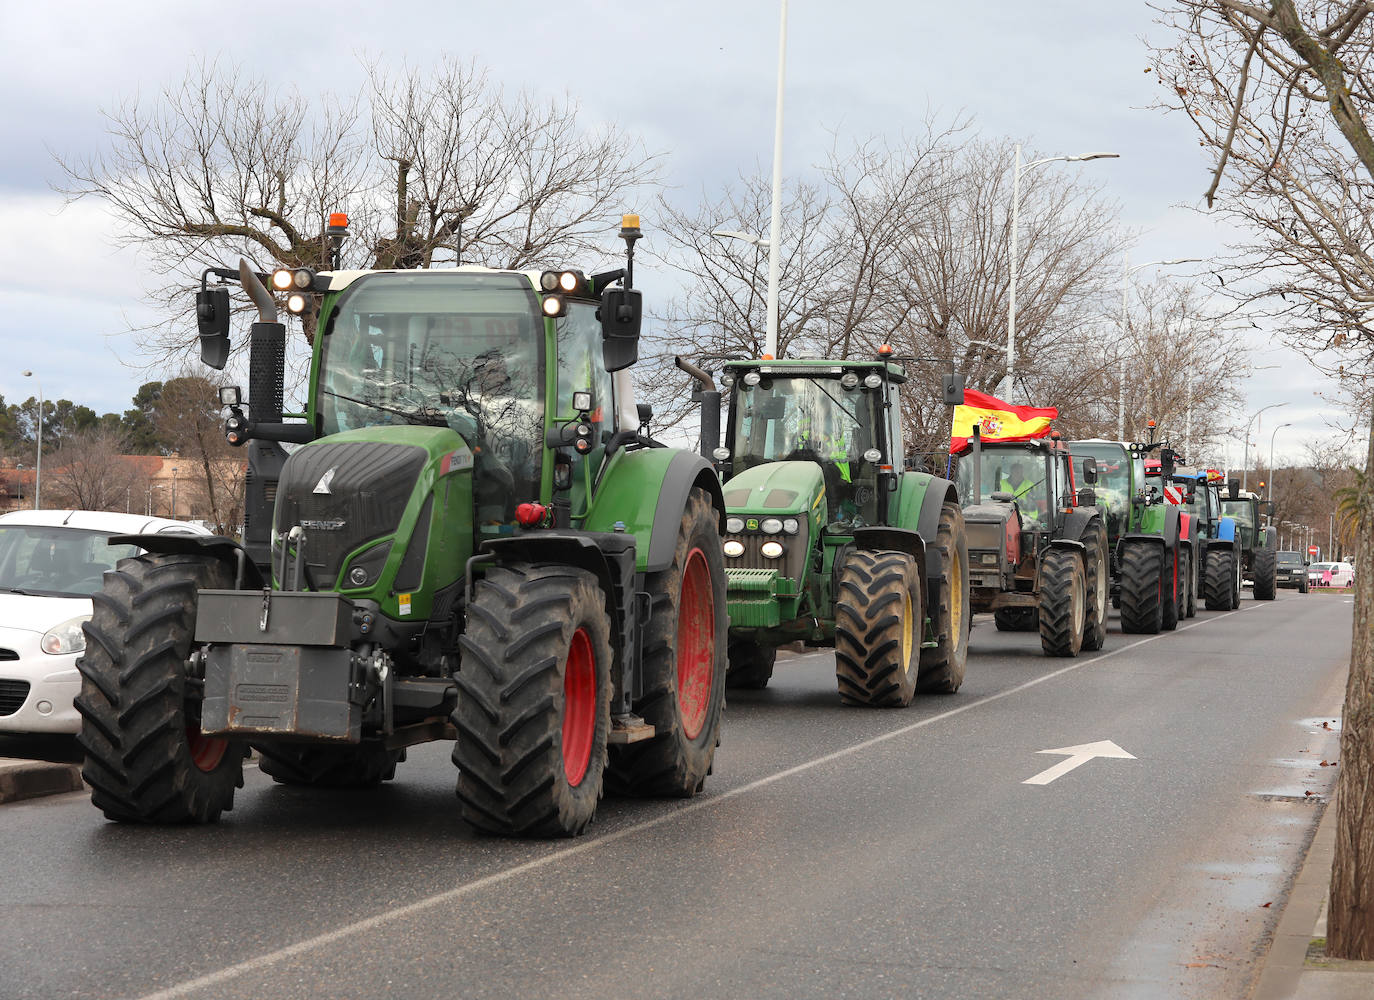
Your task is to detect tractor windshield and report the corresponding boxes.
[1221,497,1258,549]
[966,444,1052,526]
[1068,442,1133,528]
[729,375,883,526]
[317,272,545,519]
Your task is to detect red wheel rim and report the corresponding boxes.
[676,548,714,741]
[185,726,228,773]
[562,627,596,787]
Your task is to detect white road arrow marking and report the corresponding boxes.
[1023,739,1137,786]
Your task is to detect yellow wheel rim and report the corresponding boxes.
[949,544,965,643]
[900,587,914,674]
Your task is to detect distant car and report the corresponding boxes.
[1308,561,1355,588]
[0,510,211,735]
[1275,550,1309,593]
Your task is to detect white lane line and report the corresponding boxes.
[137,604,1256,1000]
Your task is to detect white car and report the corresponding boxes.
[0,510,212,735]
[1307,561,1355,588]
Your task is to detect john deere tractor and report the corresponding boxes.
[953,430,1109,656]
[1066,439,1190,634]
[678,352,970,706]
[1219,482,1279,600]
[74,215,731,838]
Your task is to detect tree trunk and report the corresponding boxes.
[1327,414,1374,958]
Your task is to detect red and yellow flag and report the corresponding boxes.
[949,389,1058,453]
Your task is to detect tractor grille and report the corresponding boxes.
[0,679,30,716]
[274,441,428,587]
[722,526,809,585]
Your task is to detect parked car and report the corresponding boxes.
[0,510,211,734]
[1308,561,1355,588]
[1274,550,1309,593]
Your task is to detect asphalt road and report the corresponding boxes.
[0,590,1353,1000]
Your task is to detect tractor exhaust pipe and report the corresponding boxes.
[675,356,720,459]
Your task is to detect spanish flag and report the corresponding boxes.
[949,389,1058,453]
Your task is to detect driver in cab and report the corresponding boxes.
[1000,461,1039,523]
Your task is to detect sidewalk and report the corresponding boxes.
[1254,795,1374,999]
[0,757,83,804]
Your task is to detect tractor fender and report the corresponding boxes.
[109,533,265,589]
[852,526,930,620]
[1120,532,1166,550]
[1214,517,1238,544]
[892,473,958,574]
[479,532,628,631]
[1047,537,1086,553]
[1059,507,1101,546]
[585,448,724,574]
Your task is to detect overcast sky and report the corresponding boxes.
[0,1,1354,466]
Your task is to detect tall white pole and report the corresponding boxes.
[1007,143,1021,401]
[764,0,788,360]
[22,371,41,509]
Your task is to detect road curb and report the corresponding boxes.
[1253,792,1338,1000]
[0,760,85,804]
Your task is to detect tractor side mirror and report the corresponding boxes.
[1263,500,1276,516]
[600,287,642,372]
[1076,487,1097,508]
[941,372,966,406]
[1080,457,1098,485]
[196,287,232,370]
[1228,478,1240,500]
[1160,447,1177,480]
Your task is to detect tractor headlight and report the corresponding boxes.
[743,371,762,387]
[840,372,859,390]
[760,517,783,534]
[271,269,295,291]
[41,615,89,655]
[723,540,745,558]
[760,541,784,559]
[863,373,883,389]
[541,295,565,317]
[539,271,561,291]
[558,270,580,292]
[782,518,800,534]
[712,446,731,462]
[726,516,745,534]
[979,552,999,566]
[286,292,308,314]
[720,372,736,387]
[863,448,882,463]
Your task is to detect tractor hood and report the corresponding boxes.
[722,461,826,520]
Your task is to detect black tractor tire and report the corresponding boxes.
[917,502,971,693]
[1205,547,1239,611]
[726,639,777,690]
[1082,521,1109,652]
[994,607,1038,632]
[453,563,613,837]
[1184,547,1198,618]
[1119,541,1164,634]
[1253,547,1278,600]
[74,553,247,824]
[834,549,923,705]
[1039,547,1087,657]
[1161,547,1181,632]
[606,487,727,797]
[258,744,405,788]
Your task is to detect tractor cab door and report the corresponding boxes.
[554,302,615,517]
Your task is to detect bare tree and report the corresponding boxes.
[152,375,239,531]
[1152,0,1374,958]
[45,427,145,512]
[58,57,660,358]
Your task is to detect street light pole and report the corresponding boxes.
[21,370,41,509]
[764,0,788,360]
[1242,402,1287,491]
[1268,422,1291,501]
[1007,147,1118,403]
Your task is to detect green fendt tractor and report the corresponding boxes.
[953,431,1109,656]
[1219,482,1278,600]
[1066,439,1187,634]
[75,215,731,838]
[677,353,970,706]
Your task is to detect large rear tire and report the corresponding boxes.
[606,487,726,797]
[917,502,970,693]
[1205,546,1238,610]
[1161,547,1180,632]
[834,549,923,706]
[726,639,776,690]
[1119,541,1164,634]
[258,744,404,788]
[1253,547,1278,600]
[1082,522,1109,652]
[453,564,612,837]
[1039,547,1086,657]
[75,554,246,824]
